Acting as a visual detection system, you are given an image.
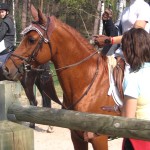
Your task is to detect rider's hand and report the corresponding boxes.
[93,35,111,48]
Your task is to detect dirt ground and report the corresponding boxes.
[33,124,123,150]
[20,95,123,150]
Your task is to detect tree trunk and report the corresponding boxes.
[99,1,104,34]
[22,0,28,30]
[27,0,31,25]
[40,0,44,12]
[116,0,126,24]
[15,0,19,8]
[93,0,101,35]
[12,0,16,45]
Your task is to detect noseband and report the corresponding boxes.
[8,17,53,74]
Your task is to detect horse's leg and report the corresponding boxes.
[39,62,61,106]
[71,130,88,150]
[20,71,37,128]
[35,77,54,133]
[35,75,51,108]
[90,135,108,150]
[20,72,38,106]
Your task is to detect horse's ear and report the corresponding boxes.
[30,4,39,21]
[37,9,47,26]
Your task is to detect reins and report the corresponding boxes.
[55,51,98,71]
[65,54,100,110]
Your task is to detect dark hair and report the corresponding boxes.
[0,3,9,11]
[122,28,150,72]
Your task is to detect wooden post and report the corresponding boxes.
[0,120,34,150]
[0,81,18,120]
[0,81,34,150]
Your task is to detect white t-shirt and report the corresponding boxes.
[115,0,150,58]
[123,63,150,120]
[121,0,150,33]
[0,40,6,53]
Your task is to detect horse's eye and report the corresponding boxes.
[28,37,36,44]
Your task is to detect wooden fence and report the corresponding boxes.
[1,81,150,150]
[8,103,150,141]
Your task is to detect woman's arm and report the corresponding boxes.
[122,96,137,118]
[113,20,147,45]
[134,20,147,29]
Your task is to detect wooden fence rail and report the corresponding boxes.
[8,103,150,141]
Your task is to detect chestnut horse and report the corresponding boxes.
[3,5,119,150]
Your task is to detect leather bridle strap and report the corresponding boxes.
[26,17,51,63]
[66,54,100,110]
[9,17,52,73]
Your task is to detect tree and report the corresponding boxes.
[22,0,28,30]
[4,0,126,42]
[93,0,101,35]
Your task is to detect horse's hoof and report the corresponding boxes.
[29,123,35,129]
[47,126,54,133]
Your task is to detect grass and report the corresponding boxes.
[19,62,63,99]
[50,63,63,98]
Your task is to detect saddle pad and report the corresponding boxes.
[0,53,12,68]
[107,56,123,107]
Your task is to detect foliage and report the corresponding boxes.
[9,0,150,44]
[60,0,87,8]
[50,63,63,97]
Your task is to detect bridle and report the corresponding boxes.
[8,17,53,74]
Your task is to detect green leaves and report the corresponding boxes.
[60,0,87,8]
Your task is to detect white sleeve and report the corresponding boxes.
[123,73,139,99]
[137,3,150,22]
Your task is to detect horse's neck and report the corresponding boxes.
[52,21,95,70]
[51,20,108,100]
[52,49,101,100]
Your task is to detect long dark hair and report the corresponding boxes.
[122,28,150,72]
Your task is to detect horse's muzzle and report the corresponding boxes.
[2,65,22,81]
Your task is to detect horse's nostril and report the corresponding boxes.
[2,66,10,77]
[5,66,9,73]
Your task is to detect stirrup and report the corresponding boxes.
[101,105,121,113]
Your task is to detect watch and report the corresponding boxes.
[104,39,111,44]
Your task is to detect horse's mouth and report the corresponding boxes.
[2,66,21,81]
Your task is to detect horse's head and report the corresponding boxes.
[3,5,55,80]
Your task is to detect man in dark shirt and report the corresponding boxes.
[101,8,120,55]
[0,3,15,54]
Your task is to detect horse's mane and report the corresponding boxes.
[51,16,108,70]
[53,16,95,51]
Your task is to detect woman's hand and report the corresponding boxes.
[93,35,111,48]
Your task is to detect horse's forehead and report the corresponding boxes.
[20,23,50,43]
[21,24,44,37]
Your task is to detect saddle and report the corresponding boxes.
[101,56,125,113]
[113,57,125,100]
[0,46,15,68]
[84,57,125,140]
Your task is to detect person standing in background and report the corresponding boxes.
[0,3,15,55]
